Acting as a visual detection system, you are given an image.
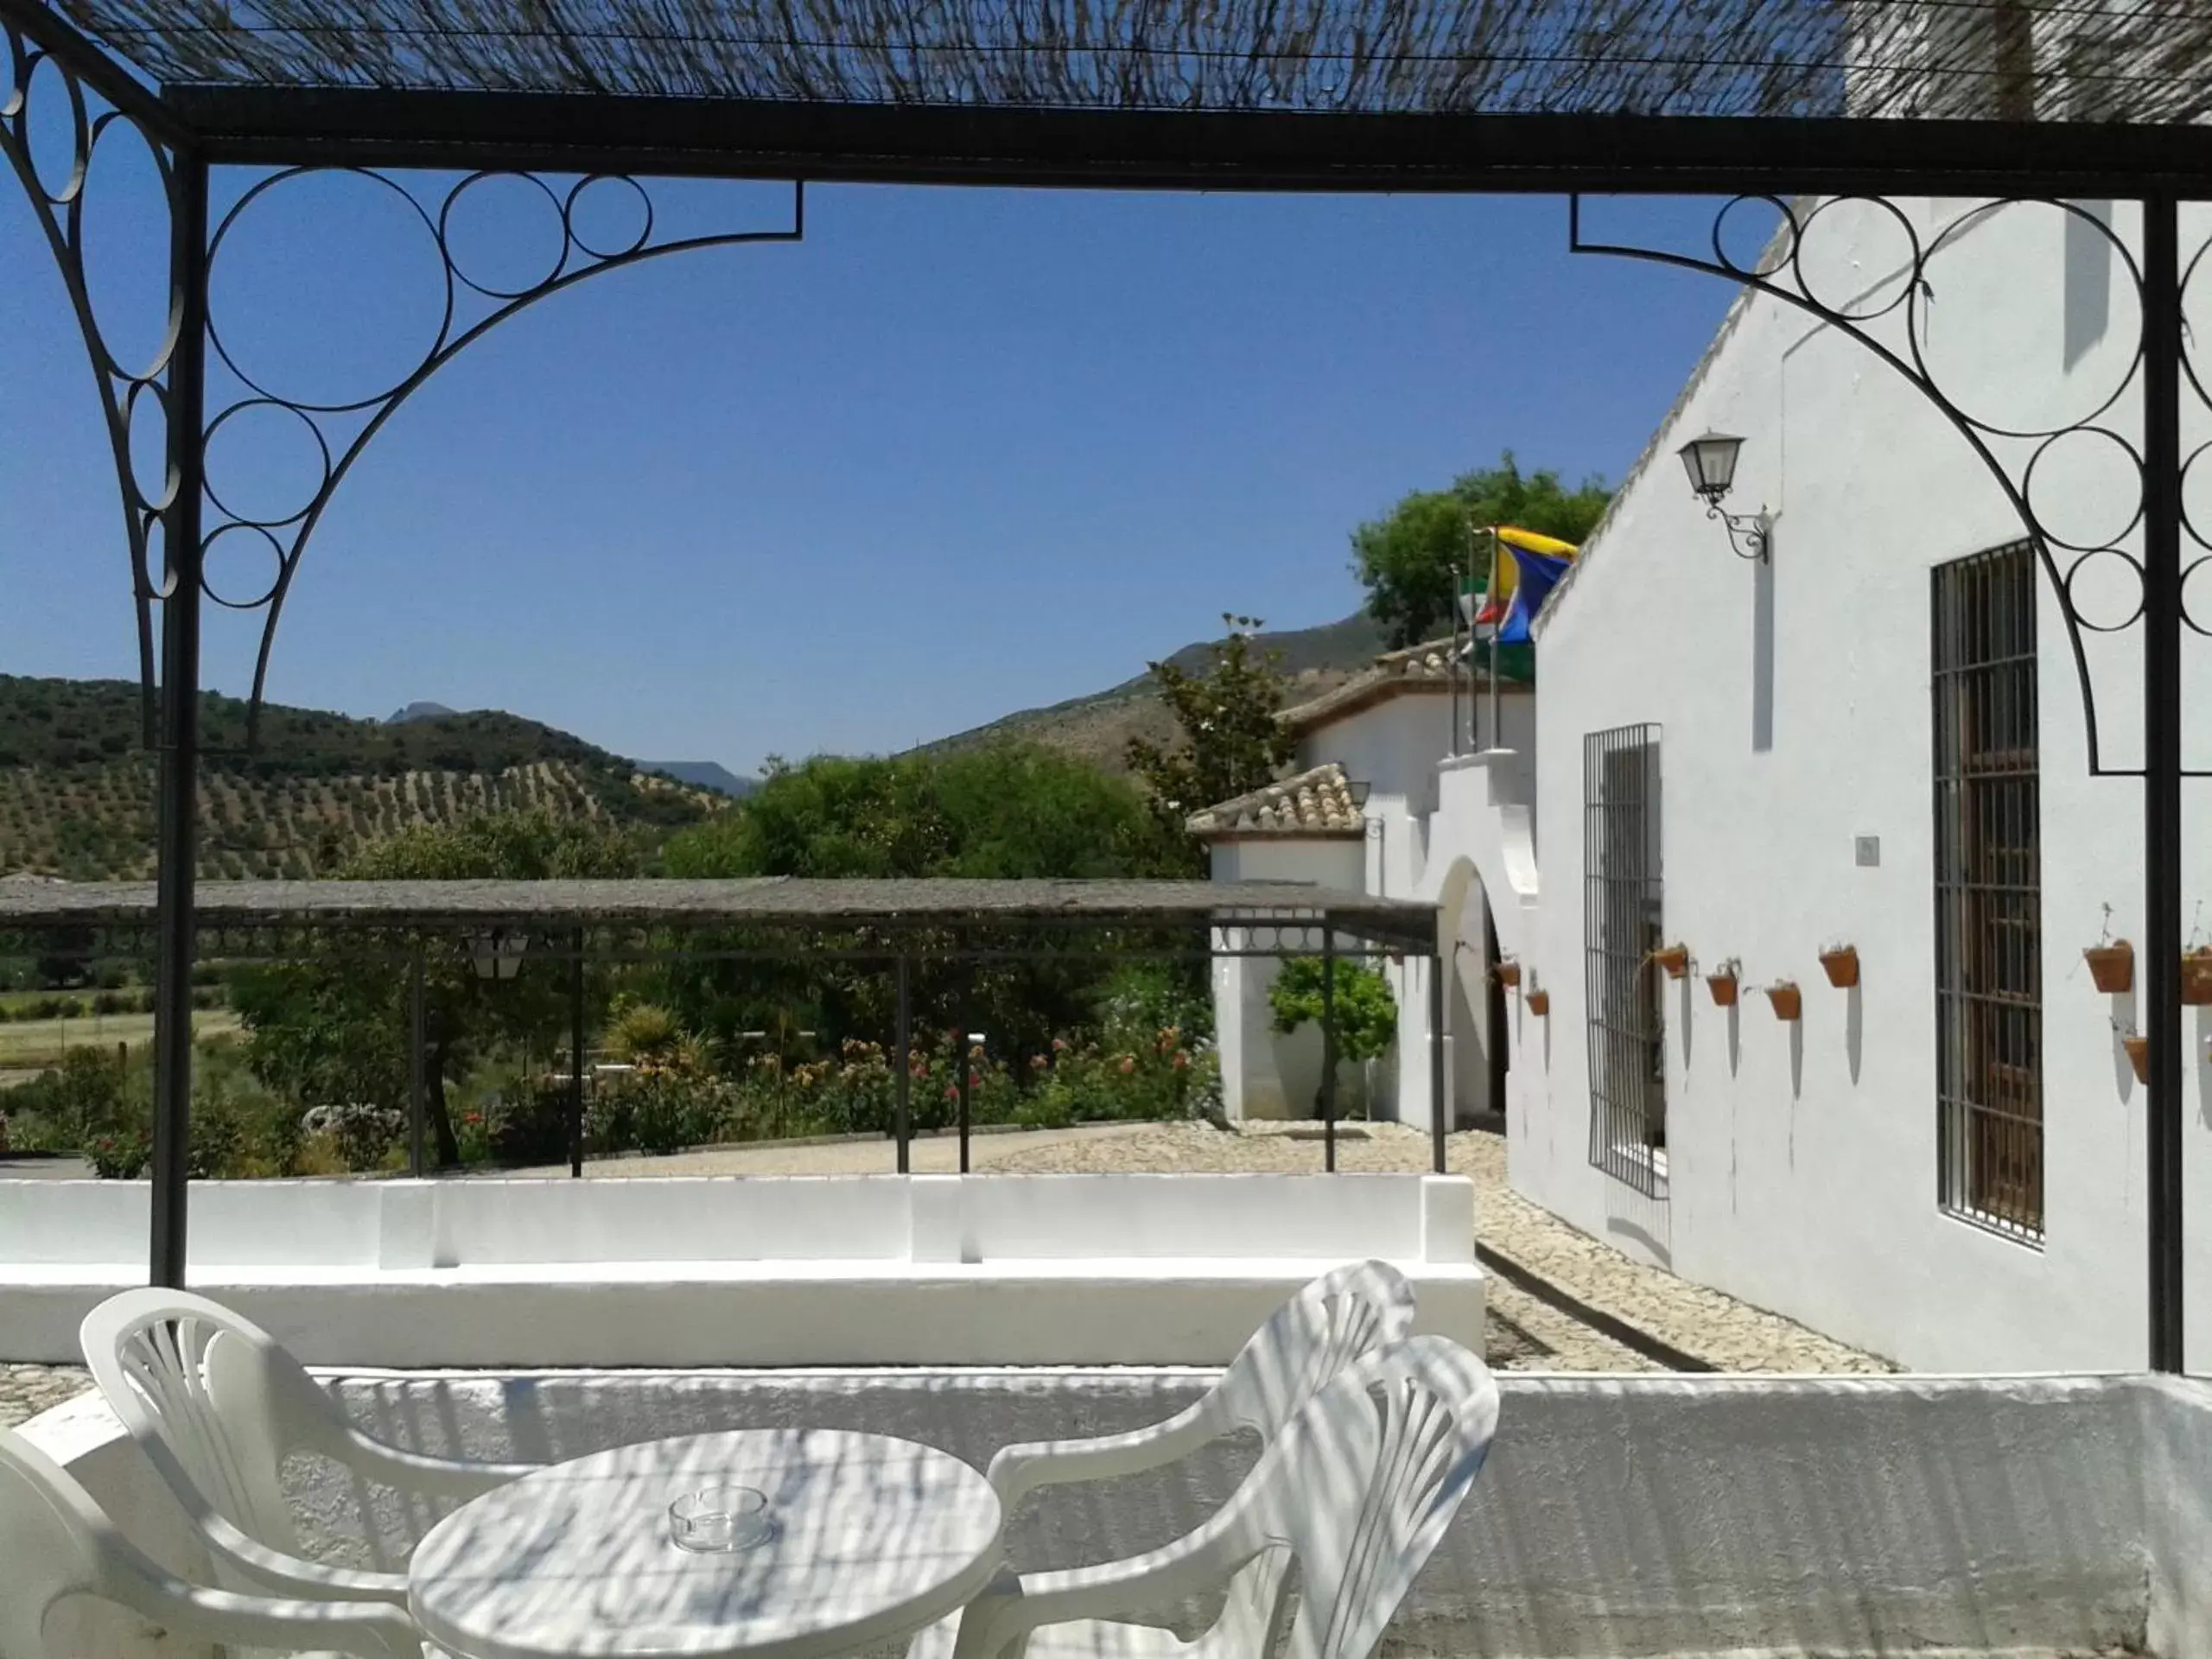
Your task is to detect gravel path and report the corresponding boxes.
[0,1363,89,1429]
[541,1119,1886,1374]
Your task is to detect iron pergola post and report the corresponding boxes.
[894,954,912,1173]
[1320,925,1338,1173]
[569,929,586,1179]
[2142,195,2186,1375]
[1428,947,1447,1175]
[147,152,210,1292]
[408,944,427,1178]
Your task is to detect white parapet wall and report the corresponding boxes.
[0,1172,1481,1366]
[22,1369,2212,1659]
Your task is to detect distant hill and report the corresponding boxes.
[919,611,1385,774]
[0,677,725,881]
[637,760,756,798]
[387,701,459,723]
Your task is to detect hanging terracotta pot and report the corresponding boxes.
[2182,949,2212,1006]
[1526,988,1551,1016]
[1707,968,1739,1007]
[1819,945,1860,988]
[2084,940,2134,995]
[1653,944,1691,980]
[1766,982,1802,1021]
[2123,1034,2151,1084]
[1497,961,1522,989]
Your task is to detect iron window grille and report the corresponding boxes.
[1934,541,2044,1243]
[1584,723,1667,1196]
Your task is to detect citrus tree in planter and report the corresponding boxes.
[1268,957,1399,1117]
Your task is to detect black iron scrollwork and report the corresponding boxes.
[198,169,804,748]
[1,18,181,737]
[1568,193,2195,779]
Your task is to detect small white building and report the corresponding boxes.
[1211,197,2212,1373]
[1194,641,1532,1131]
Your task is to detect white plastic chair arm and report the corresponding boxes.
[124,1566,423,1659]
[196,1507,412,1606]
[987,1394,1231,1509]
[950,1504,1265,1659]
[324,1425,542,1503]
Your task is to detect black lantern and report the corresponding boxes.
[1675,431,1770,563]
[1676,431,1744,505]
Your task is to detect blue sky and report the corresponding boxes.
[2,169,1735,774]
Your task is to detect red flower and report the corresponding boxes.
[1118,1055,1135,1075]
[944,1084,959,1101]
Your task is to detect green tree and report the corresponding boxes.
[660,747,1170,1065]
[234,810,638,1167]
[1351,454,1612,649]
[1124,615,1299,874]
[1268,956,1398,1116]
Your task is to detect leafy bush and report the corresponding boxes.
[489,1081,575,1166]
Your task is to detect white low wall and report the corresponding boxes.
[0,1173,1481,1367]
[26,1368,2212,1658]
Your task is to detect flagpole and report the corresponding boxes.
[1487,527,1501,753]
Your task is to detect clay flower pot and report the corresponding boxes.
[1766,982,1802,1022]
[2084,940,2134,995]
[2183,949,2212,1006]
[1653,944,1691,980]
[1526,988,1551,1016]
[1819,945,1859,989]
[1497,961,1522,989]
[2123,1034,2151,1084]
[1707,969,1739,1007]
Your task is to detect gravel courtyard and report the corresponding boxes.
[2,1119,1885,1429]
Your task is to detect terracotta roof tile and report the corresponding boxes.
[1185,762,1364,840]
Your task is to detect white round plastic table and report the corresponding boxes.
[408,1428,1004,1659]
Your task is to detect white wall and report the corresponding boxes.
[1279,690,1536,1133]
[0,1172,1481,1366]
[30,1369,2211,1659]
[1515,198,2212,1370]
[1207,836,1366,1120]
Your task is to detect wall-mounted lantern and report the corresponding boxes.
[1676,431,1771,563]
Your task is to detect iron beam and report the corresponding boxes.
[146,151,207,1291]
[2143,194,2185,1374]
[163,89,2212,200]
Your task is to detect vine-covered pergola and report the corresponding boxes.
[4,0,2210,1367]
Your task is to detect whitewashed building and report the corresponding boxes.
[1194,641,1531,1130]
[1211,198,2212,1372]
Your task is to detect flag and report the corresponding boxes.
[1497,538,1574,645]
[1473,524,1578,634]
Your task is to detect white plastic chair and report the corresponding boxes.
[987,1260,1417,1511]
[0,1425,421,1659]
[916,1333,1499,1659]
[81,1287,540,1608]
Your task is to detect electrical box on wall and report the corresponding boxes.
[1856,836,1881,868]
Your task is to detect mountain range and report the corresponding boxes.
[0,610,1382,879]
[917,609,1384,772]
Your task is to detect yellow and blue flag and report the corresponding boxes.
[1474,525,1578,641]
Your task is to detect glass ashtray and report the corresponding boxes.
[669,1486,772,1553]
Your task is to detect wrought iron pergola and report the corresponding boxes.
[3,0,2207,1369]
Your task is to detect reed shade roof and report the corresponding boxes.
[53,2,2212,124]
[0,875,1440,947]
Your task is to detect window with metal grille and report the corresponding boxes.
[1584,723,1666,1195]
[1934,542,2043,1243]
